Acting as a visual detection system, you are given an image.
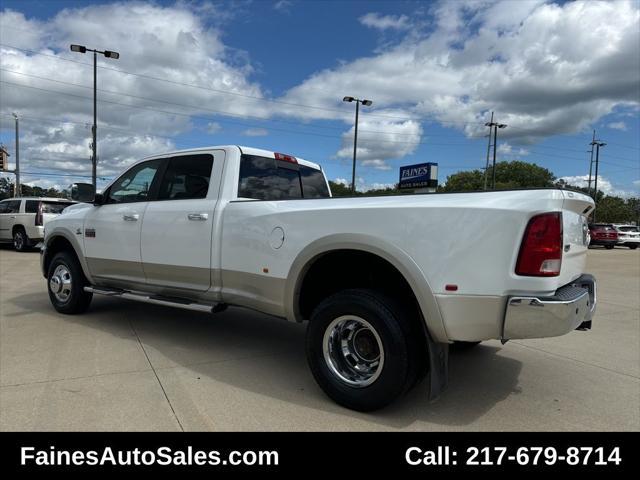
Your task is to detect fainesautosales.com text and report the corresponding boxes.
[20,446,279,467]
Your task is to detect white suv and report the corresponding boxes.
[613,224,640,249]
[0,197,75,251]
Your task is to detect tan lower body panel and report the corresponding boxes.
[85,257,287,318]
[435,294,507,341]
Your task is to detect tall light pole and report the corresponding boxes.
[484,115,507,190]
[591,140,606,223]
[12,112,20,197]
[587,130,596,196]
[483,111,494,190]
[70,44,119,189]
[343,96,372,195]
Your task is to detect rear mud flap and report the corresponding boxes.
[426,332,449,401]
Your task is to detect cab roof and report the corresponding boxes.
[142,145,323,171]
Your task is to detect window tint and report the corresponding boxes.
[25,200,39,213]
[0,201,8,213]
[158,154,213,200]
[107,159,162,204]
[300,165,330,198]
[619,226,639,232]
[4,200,21,213]
[43,202,72,214]
[238,155,302,200]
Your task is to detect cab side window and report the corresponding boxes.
[107,159,162,204]
[0,201,8,213]
[157,155,213,201]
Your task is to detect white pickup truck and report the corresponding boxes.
[41,145,597,411]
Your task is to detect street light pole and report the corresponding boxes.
[70,44,119,190]
[587,129,595,196]
[484,115,506,190]
[12,112,20,197]
[592,140,606,223]
[483,111,494,191]
[351,100,359,196]
[92,50,97,189]
[343,96,372,195]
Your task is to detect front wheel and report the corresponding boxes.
[628,244,638,250]
[305,289,423,411]
[47,251,92,314]
[605,244,615,250]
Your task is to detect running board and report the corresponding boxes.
[84,286,220,314]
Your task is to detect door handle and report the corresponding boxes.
[122,214,139,221]
[10,216,16,219]
[187,213,208,221]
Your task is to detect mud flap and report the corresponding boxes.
[426,331,449,401]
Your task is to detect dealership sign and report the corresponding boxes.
[398,162,438,189]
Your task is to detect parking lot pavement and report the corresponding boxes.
[1,246,638,431]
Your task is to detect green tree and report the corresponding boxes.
[0,177,14,199]
[442,161,556,192]
[327,180,352,197]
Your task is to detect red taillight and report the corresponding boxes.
[516,212,563,277]
[35,202,43,226]
[274,152,297,164]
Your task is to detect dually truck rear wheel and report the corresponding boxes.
[305,289,422,412]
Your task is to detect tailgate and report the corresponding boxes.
[559,191,594,285]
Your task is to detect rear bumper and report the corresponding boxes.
[590,239,617,246]
[617,238,640,245]
[502,274,596,340]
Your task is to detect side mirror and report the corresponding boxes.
[71,183,95,203]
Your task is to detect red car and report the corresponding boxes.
[589,223,619,249]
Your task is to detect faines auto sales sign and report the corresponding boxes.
[398,162,438,190]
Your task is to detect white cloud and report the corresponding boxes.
[281,0,640,146]
[335,118,422,170]
[607,121,628,131]
[0,2,265,186]
[206,122,222,134]
[1,0,639,188]
[560,175,638,198]
[273,1,293,13]
[359,13,411,31]
[242,128,268,136]
[497,142,530,157]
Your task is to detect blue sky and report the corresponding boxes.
[0,0,638,195]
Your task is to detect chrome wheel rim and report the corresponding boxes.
[14,232,24,250]
[323,315,384,387]
[50,265,72,303]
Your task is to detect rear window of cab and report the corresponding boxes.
[238,154,329,200]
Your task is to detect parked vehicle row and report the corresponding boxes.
[588,223,639,249]
[40,145,597,411]
[0,197,75,251]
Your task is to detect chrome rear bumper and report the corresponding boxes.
[502,274,596,340]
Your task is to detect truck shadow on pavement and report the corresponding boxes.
[9,291,523,430]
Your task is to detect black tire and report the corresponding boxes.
[47,251,92,314]
[451,340,481,350]
[628,244,638,250]
[605,244,614,250]
[305,289,423,412]
[13,228,30,252]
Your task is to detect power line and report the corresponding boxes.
[3,42,467,124]
[0,68,431,137]
[0,80,490,147]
